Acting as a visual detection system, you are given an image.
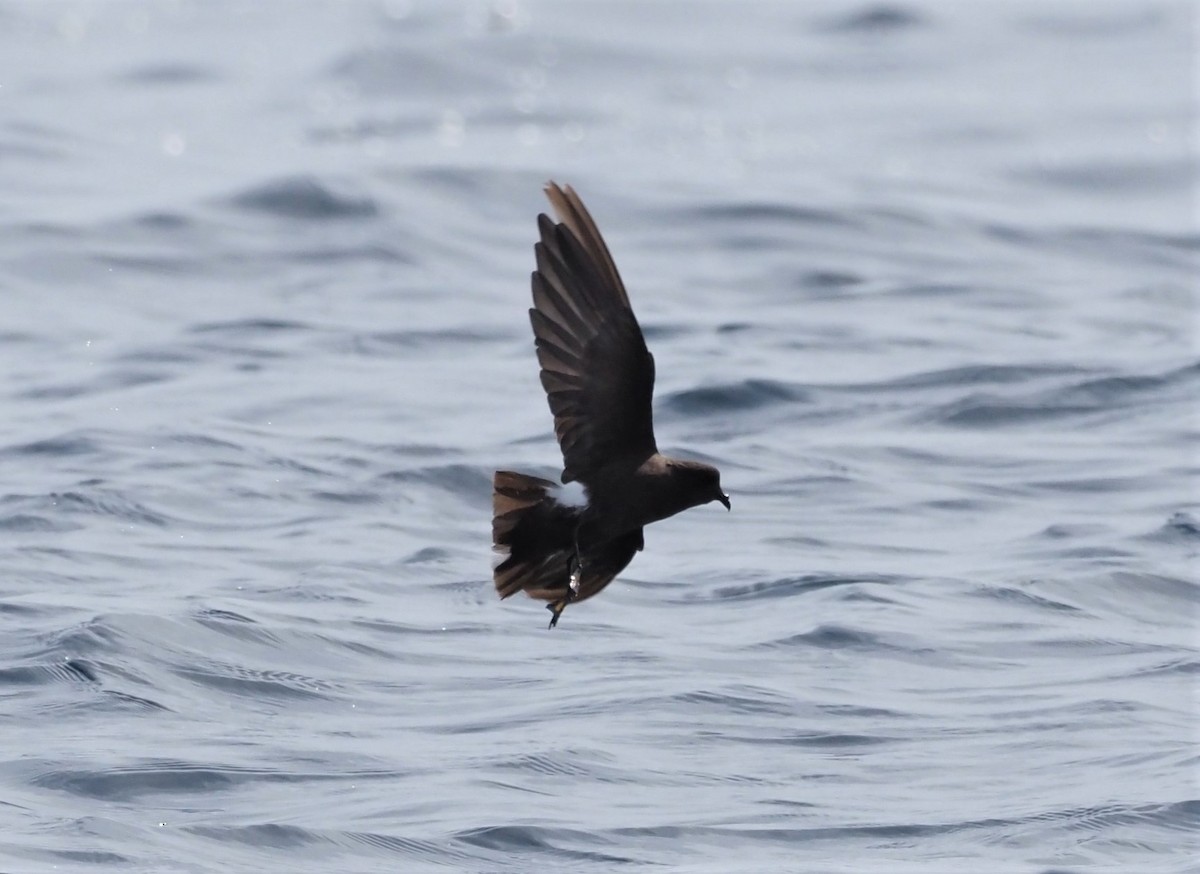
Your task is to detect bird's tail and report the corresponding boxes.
[492,470,576,600]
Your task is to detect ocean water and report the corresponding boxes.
[1,2,1196,872]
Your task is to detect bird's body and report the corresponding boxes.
[493,183,729,627]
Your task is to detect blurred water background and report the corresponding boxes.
[1,2,1197,872]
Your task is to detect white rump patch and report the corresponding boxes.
[554,481,590,509]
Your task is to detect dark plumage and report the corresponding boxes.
[493,182,730,627]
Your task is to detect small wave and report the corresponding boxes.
[164,432,245,451]
[1072,225,1200,251]
[227,176,379,220]
[43,616,124,656]
[875,363,1083,391]
[30,762,318,802]
[713,730,894,748]
[1063,226,1200,271]
[310,489,381,505]
[662,379,806,416]
[47,490,171,527]
[3,434,102,457]
[132,211,192,230]
[342,829,473,862]
[1014,157,1189,195]
[187,823,330,850]
[17,369,171,401]
[0,120,69,163]
[920,393,1081,427]
[100,690,170,712]
[1035,800,1200,835]
[193,607,263,626]
[1,489,169,529]
[172,663,334,702]
[0,658,99,686]
[494,752,597,779]
[797,269,864,289]
[455,825,638,864]
[344,328,501,355]
[709,573,897,602]
[189,318,313,336]
[688,201,856,228]
[669,688,799,717]
[1147,512,1200,543]
[970,585,1083,613]
[61,658,100,683]
[817,5,929,33]
[921,362,1198,427]
[38,848,130,866]
[0,512,79,533]
[1019,7,1165,37]
[116,63,218,85]
[329,46,497,97]
[763,624,884,651]
[979,222,1199,275]
[1130,657,1200,678]
[1048,362,1199,406]
[378,464,492,502]
[403,546,453,563]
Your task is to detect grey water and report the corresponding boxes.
[1,2,1197,872]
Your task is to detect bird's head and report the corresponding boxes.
[675,460,731,511]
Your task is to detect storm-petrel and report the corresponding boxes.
[492,182,730,628]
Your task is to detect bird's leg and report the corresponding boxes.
[567,526,590,597]
[568,549,583,598]
[546,550,585,630]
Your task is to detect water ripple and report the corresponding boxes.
[226,177,379,221]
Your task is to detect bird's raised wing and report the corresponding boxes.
[530,183,657,485]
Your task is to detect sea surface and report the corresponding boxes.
[1,2,1196,872]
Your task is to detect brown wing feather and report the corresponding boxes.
[529,183,657,485]
[543,183,630,308]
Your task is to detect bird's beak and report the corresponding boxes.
[717,491,731,511]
